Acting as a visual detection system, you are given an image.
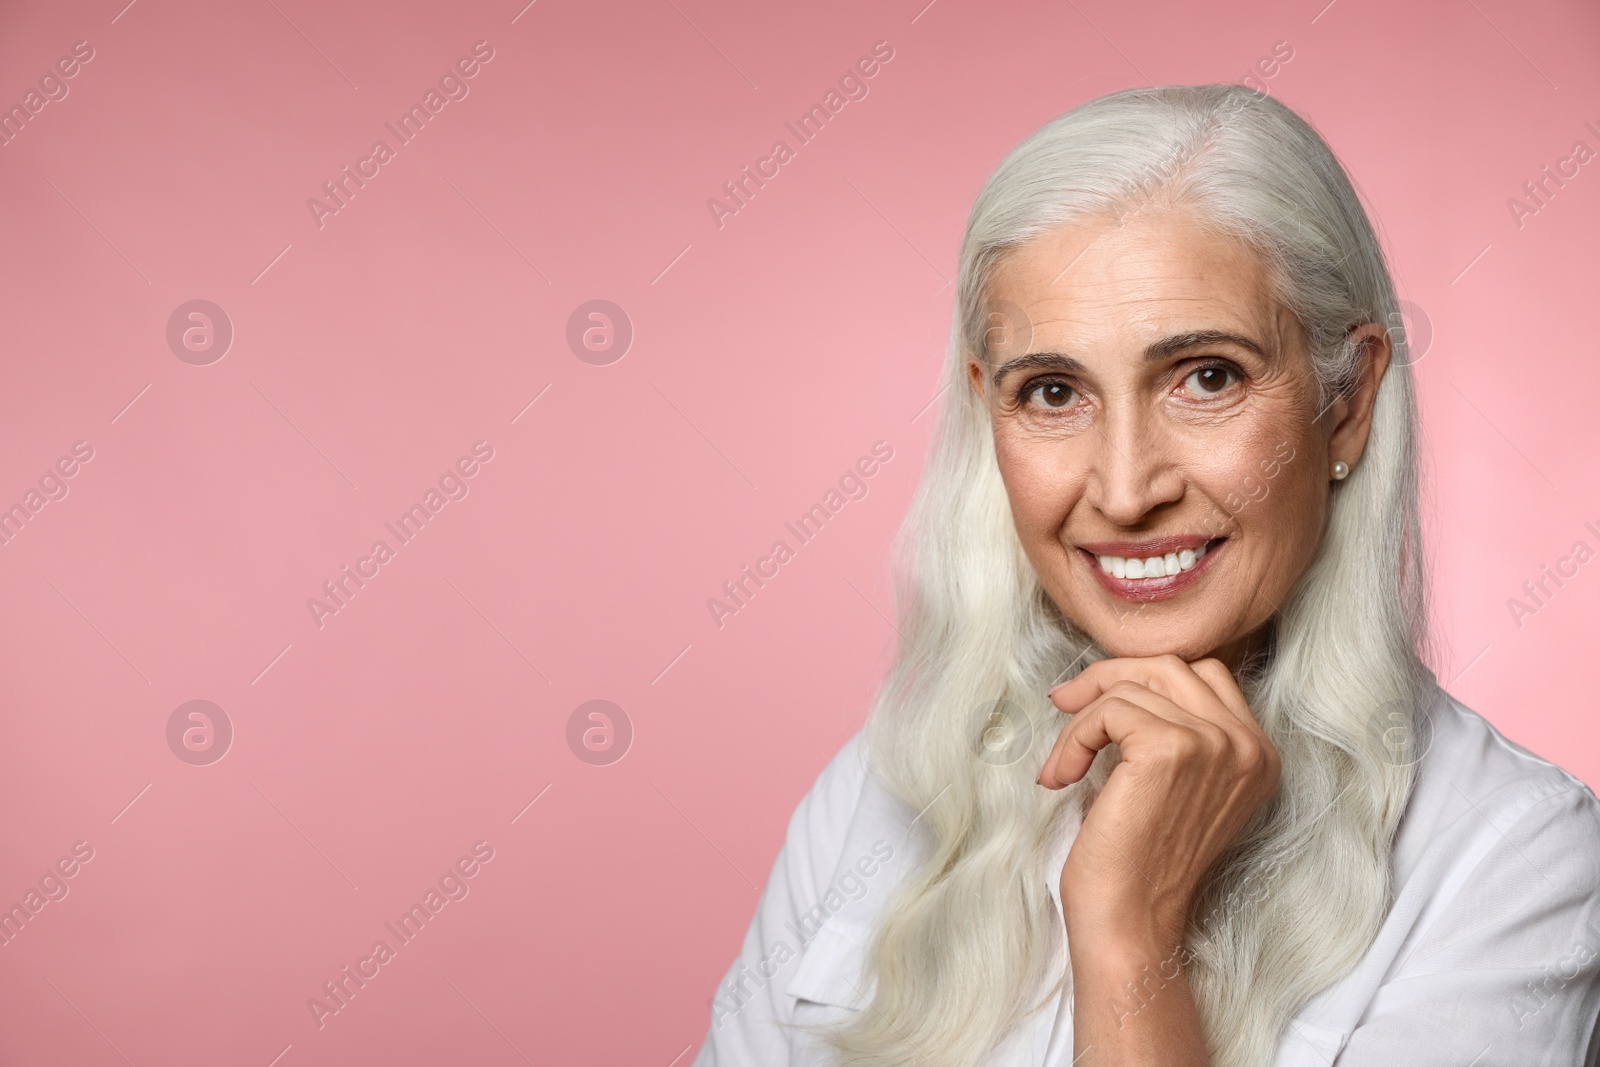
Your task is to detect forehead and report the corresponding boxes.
[986,209,1283,351]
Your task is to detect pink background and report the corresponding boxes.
[1,0,1597,1063]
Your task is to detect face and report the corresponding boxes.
[968,208,1389,669]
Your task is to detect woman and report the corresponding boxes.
[692,84,1600,1067]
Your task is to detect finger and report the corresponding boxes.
[1037,698,1086,788]
[1038,682,1204,788]
[1049,654,1231,724]
[1185,656,1262,734]
[1098,678,1215,732]
[1038,695,1167,789]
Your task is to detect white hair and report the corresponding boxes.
[812,84,1434,1067]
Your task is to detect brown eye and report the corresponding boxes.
[1182,365,1236,397]
[1027,381,1077,409]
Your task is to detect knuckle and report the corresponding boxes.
[1101,695,1139,716]
[1198,723,1232,757]
[1250,741,1282,783]
[1265,742,1284,779]
[1162,730,1203,761]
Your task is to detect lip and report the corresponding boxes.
[1077,533,1215,556]
[1078,536,1227,602]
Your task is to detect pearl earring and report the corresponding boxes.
[1331,461,1350,481]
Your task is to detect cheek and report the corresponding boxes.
[992,430,1074,535]
[1254,465,1325,547]
[1222,438,1327,570]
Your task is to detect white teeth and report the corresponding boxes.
[1095,540,1216,580]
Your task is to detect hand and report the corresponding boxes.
[1037,654,1281,946]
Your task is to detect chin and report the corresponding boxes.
[1068,604,1228,662]
[1076,616,1225,663]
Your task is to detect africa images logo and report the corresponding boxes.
[706,441,893,629]
[706,41,895,230]
[305,41,496,229]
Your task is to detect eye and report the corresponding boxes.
[1023,379,1078,410]
[1181,363,1239,398]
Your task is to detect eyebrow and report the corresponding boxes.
[989,330,1271,389]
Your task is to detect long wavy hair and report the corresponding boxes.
[818,84,1434,1067]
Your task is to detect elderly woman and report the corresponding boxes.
[692,85,1600,1067]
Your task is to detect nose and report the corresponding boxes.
[1081,404,1185,526]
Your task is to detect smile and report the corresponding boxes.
[1075,535,1227,602]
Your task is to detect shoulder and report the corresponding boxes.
[795,729,872,824]
[776,726,925,946]
[776,730,878,897]
[1432,687,1593,798]
[1307,690,1600,1061]
[1403,687,1600,846]
[1389,685,1600,938]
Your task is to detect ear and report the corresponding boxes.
[966,355,989,400]
[1327,322,1393,473]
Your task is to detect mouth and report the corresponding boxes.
[1075,535,1227,602]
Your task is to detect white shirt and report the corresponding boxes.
[692,682,1600,1066]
